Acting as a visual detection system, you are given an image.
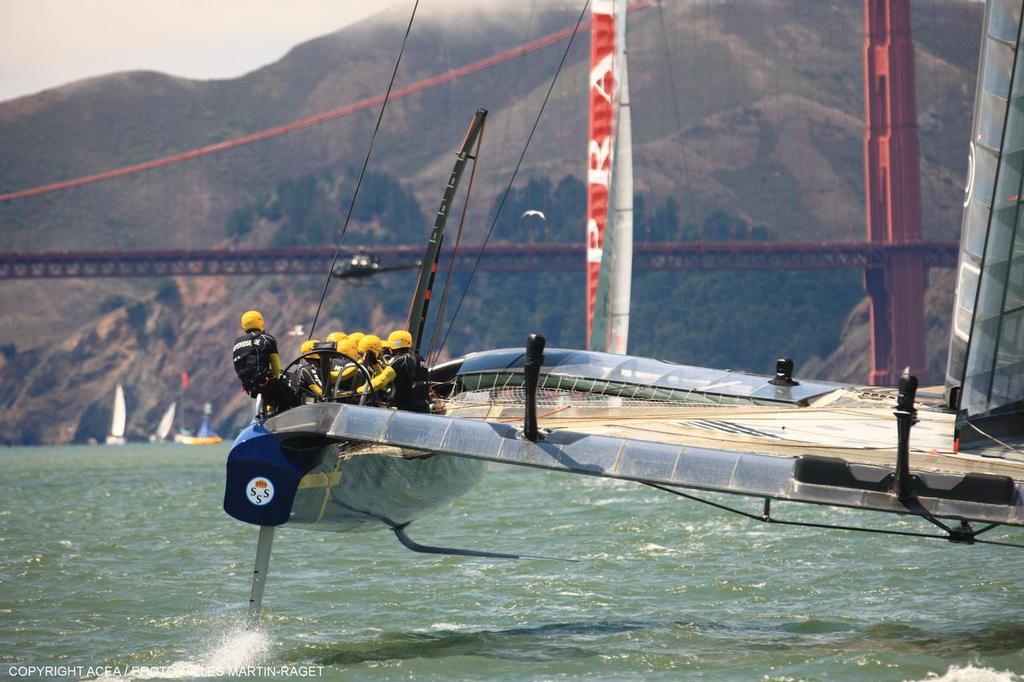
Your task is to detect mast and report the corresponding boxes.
[407,109,487,354]
[607,0,633,355]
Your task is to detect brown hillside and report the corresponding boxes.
[0,0,984,443]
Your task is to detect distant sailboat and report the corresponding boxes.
[174,402,222,445]
[105,384,127,445]
[150,402,176,442]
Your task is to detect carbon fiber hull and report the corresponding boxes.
[283,438,487,533]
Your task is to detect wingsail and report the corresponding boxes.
[590,0,632,355]
[946,0,1024,445]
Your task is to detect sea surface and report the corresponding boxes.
[2,443,1023,681]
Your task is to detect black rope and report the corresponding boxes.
[642,482,1024,550]
[308,0,421,339]
[433,0,591,360]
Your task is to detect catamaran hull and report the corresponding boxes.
[288,444,486,533]
[223,406,486,532]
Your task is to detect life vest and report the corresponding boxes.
[232,331,275,388]
[389,351,431,410]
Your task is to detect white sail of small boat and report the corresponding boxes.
[151,402,176,442]
[105,384,127,445]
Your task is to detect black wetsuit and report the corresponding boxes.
[388,350,431,412]
[287,362,323,402]
[232,330,298,410]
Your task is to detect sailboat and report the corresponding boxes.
[150,402,176,443]
[105,383,127,446]
[175,402,223,445]
[223,0,1024,627]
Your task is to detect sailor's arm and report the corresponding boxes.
[358,366,396,394]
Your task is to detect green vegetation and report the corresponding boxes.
[229,169,428,247]
[308,173,862,374]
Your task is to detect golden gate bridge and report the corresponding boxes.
[0,241,957,279]
[0,0,954,385]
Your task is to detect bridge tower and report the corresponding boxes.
[862,0,928,385]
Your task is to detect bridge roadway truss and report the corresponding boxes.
[0,241,957,279]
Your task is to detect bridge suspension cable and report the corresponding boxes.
[0,2,653,205]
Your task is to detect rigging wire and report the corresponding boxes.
[433,0,592,360]
[426,1,535,367]
[642,482,1024,550]
[966,422,1024,455]
[308,0,420,339]
[655,0,712,361]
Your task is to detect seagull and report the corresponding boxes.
[286,325,305,337]
[520,209,546,220]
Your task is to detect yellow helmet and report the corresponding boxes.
[336,337,358,359]
[348,332,365,345]
[300,339,319,359]
[357,334,382,357]
[325,331,347,344]
[387,329,413,350]
[241,310,265,332]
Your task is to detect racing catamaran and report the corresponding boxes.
[224,0,1024,627]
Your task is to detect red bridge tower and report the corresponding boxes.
[863,0,928,385]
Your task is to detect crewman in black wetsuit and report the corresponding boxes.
[385,329,431,413]
[357,334,397,402]
[232,310,299,413]
[289,339,324,403]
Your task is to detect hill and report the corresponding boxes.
[0,0,983,443]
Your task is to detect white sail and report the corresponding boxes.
[154,402,176,442]
[106,384,127,445]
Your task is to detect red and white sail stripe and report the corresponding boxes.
[585,0,617,349]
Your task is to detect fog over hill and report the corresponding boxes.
[0,0,982,443]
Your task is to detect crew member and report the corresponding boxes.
[386,329,431,413]
[357,335,385,374]
[289,339,324,402]
[356,334,396,402]
[330,337,361,399]
[232,310,299,413]
[356,333,395,399]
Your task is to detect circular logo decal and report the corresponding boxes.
[246,477,275,506]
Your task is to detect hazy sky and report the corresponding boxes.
[0,0,395,102]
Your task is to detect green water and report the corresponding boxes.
[2,444,1023,681]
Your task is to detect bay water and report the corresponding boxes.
[2,444,1023,680]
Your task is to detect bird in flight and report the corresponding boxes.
[521,209,546,220]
